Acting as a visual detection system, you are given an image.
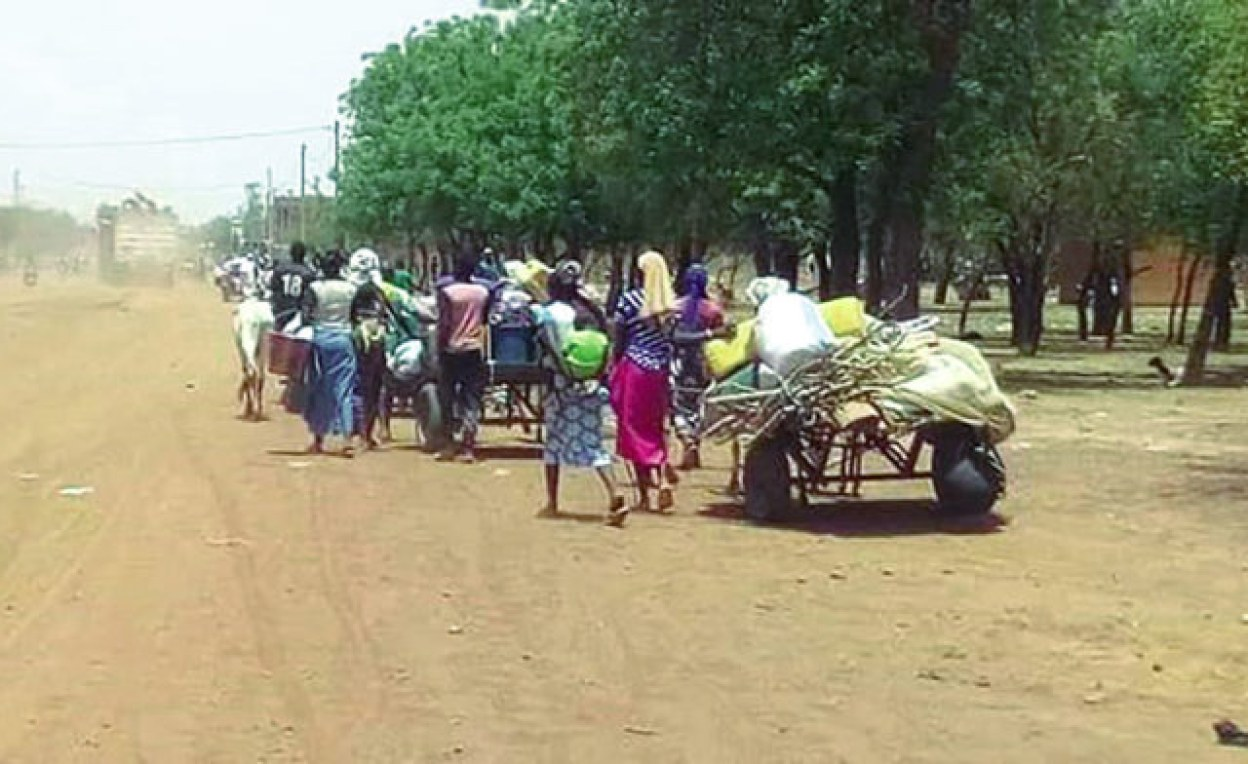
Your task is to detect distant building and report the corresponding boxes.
[1054,238,1211,307]
[271,194,333,246]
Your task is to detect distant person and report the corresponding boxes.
[436,251,491,463]
[270,241,318,331]
[391,259,415,294]
[300,252,360,457]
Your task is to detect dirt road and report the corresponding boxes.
[0,279,1245,762]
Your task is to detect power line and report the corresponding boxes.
[0,125,332,151]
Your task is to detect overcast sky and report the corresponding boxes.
[0,0,481,223]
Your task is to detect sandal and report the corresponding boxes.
[658,485,675,511]
[606,496,629,527]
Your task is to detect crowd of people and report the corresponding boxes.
[229,242,731,528]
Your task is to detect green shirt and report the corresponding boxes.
[392,269,414,293]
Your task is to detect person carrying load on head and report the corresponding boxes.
[670,263,730,471]
[535,260,627,526]
[436,251,491,463]
[269,241,318,332]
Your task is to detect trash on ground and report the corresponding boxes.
[58,486,95,497]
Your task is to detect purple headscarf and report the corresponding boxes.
[680,264,709,330]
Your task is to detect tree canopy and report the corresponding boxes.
[335,0,1248,371]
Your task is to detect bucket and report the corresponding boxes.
[268,331,312,377]
[491,324,537,365]
[821,297,866,337]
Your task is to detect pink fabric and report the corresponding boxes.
[440,282,490,352]
[610,356,669,466]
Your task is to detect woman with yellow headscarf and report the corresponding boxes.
[610,251,678,512]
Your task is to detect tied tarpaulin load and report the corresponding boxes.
[703,317,1015,447]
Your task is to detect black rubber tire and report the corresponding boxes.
[414,382,445,451]
[929,425,1004,516]
[743,434,795,523]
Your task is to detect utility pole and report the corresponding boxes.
[299,143,307,241]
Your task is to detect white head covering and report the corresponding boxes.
[348,248,383,287]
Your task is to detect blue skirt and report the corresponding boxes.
[303,327,357,437]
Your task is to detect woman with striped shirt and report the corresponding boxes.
[610,251,677,512]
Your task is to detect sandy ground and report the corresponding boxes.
[0,277,1246,763]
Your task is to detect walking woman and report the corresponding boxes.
[611,251,677,512]
[671,263,726,470]
[348,248,391,450]
[300,252,360,456]
[537,261,627,526]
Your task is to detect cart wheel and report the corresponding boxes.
[414,382,445,451]
[743,434,796,523]
[929,424,1004,516]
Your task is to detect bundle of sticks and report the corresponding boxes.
[703,320,936,446]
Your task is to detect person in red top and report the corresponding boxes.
[436,251,491,462]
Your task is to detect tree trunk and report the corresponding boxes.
[1177,251,1203,346]
[1120,245,1135,335]
[775,239,802,289]
[1183,185,1248,385]
[828,166,861,298]
[957,272,982,336]
[814,240,834,302]
[1166,248,1186,344]
[865,213,886,312]
[1004,242,1047,357]
[606,245,626,316]
[880,0,972,320]
[933,250,952,305]
[1214,281,1233,350]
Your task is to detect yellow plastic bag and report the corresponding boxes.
[705,319,758,380]
[819,297,866,337]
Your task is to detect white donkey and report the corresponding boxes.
[233,296,275,420]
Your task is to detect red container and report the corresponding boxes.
[268,331,311,378]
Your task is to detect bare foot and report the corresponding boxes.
[658,485,675,511]
[664,464,681,486]
[536,505,559,518]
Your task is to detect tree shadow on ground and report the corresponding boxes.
[698,499,1009,538]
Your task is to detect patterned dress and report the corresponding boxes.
[540,302,612,468]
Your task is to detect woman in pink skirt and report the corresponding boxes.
[611,251,677,512]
